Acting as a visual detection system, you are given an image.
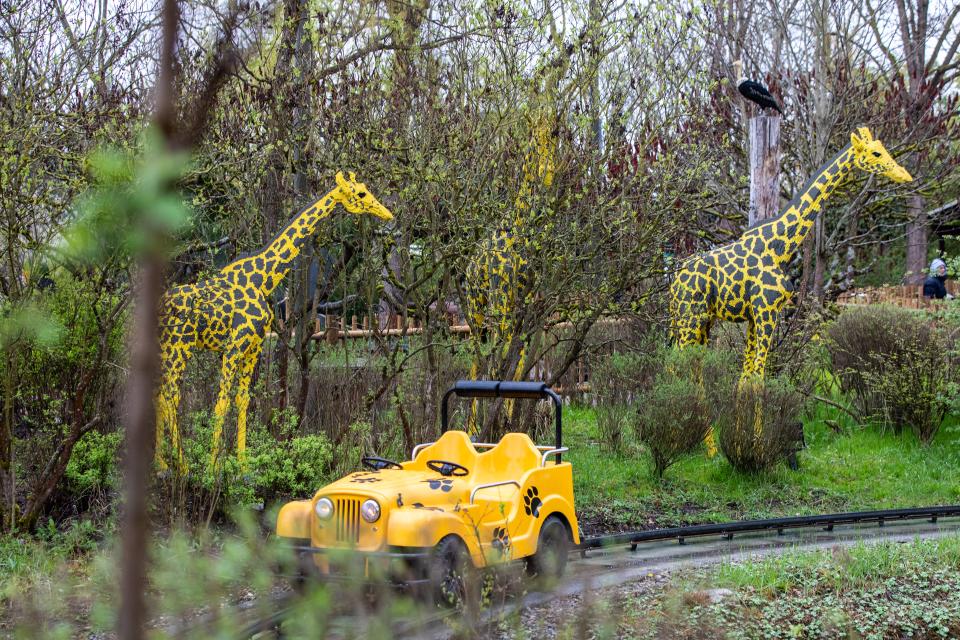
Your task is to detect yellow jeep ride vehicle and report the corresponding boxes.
[276,380,579,601]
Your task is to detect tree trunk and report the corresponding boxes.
[748,115,780,226]
[1,346,14,532]
[261,144,284,421]
[18,415,101,529]
[587,0,603,156]
[842,211,859,291]
[288,0,316,420]
[905,194,927,285]
[118,255,163,640]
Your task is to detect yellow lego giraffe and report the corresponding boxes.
[670,127,912,376]
[156,172,393,471]
[464,112,556,426]
[670,128,911,452]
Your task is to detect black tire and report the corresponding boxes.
[287,549,320,594]
[428,536,473,607]
[527,515,570,580]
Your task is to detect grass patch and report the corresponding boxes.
[565,404,960,532]
[711,535,960,594]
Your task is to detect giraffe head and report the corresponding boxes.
[850,127,913,184]
[333,171,394,220]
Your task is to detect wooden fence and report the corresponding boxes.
[836,282,957,309]
[308,314,470,343]
[284,313,595,397]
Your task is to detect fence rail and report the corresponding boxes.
[836,282,957,309]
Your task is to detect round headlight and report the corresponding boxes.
[315,497,334,520]
[360,499,381,523]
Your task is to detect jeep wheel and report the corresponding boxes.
[527,515,570,581]
[288,550,315,594]
[428,536,474,607]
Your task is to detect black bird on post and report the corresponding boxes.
[734,60,783,114]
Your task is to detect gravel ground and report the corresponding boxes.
[482,572,674,639]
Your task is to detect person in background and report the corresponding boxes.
[923,258,950,299]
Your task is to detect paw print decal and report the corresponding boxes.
[423,478,454,492]
[349,471,381,483]
[491,526,511,555]
[523,486,542,517]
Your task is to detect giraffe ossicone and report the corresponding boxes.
[155,172,393,472]
[669,127,912,448]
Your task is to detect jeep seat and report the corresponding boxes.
[408,430,479,472]
[473,433,541,484]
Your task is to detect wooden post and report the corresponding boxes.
[748,115,781,226]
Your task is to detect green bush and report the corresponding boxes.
[5,274,126,526]
[632,346,738,477]
[65,430,122,497]
[591,352,658,451]
[717,377,807,473]
[636,375,712,477]
[825,305,955,442]
[935,303,960,420]
[246,434,333,503]
[173,410,335,518]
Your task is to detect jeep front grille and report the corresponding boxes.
[335,498,361,544]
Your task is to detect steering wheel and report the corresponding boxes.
[362,456,403,471]
[426,459,470,477]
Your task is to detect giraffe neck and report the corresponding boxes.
[768,145,855,265]
[511,120,555,229]
[220,188,340,296]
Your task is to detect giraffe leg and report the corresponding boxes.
[742,301,782,439]
[156,346,191,473]
[751,318,776,380]
[672,301,718,458]
[512,342,527,382]
[210,347,244,468]
[465,279,486,436]
[750,274,790,381]
[741,319,758,379]
[155,399,170,472]
[233,347,260,468]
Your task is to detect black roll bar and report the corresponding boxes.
[440,380,563,460]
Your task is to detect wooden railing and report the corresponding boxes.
[836,282,957,309]
[291,314,596,397]
[305,314,470,343]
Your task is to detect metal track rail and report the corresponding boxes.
[578,504,960,551]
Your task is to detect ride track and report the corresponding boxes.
[217,504,960,640]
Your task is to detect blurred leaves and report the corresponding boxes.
[66,131,193,264]
[0,301,64,349]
